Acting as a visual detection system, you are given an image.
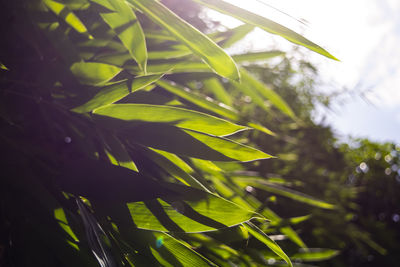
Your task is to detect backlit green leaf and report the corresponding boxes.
[193,0,337,60]
[292,249,340,262]
[93,103,246,136]
[157,79,239,121]
[202,78,233,106]
[244,222,293,267]
[240,68,296,119]
[43,0,92,38]
[235,177,335,209]
[70,61,122,86]
[0,62,8,71]
[233,51,285,63]
[96,0,147,71]
[123,124,272,162]
[128,187,256,233]
[126,0,240,80]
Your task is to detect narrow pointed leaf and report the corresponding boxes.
[240,68,296,119]
[72,74,163,113]
[235,177,335,209]
[43,0,92,38]
[123,124,272,162]
[93,103,246,136]
[70,61,122,86]
[218,24,255,49]
[0,62,8,71]
[128,187,256,233]
[157,79,239,120]
[146,148,212,192]
[202,78,233,106]
[100,132,139,172]
[147,49,192,60]
[150,232,217,266]
[248,122,276,136]
[193,0,337,60]
[232,51,285,63]
[72,80,129,113]
[243,222,293,267]
[97,0,147,72]
[126,0,240,80]
[292,249,340,262]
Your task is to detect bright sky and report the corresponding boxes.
[211,0,400,144]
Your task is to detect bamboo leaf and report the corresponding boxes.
[232,51,285,63]
[128,187,257,233]
[93,103,246,136]
[243,222,293,267]
[70,61,122,86]
[0,62,9,71]
[126,0,240,80]
[193,0,337,60]
[95,0,147,72]
[72,74,163,113]
[202,78,233,106]
[100,132,139,172]
[157,79,239,121]
[43,0,92,38]
[150,232,217,266]
[72,80,130,113]
[123,123,272,162]
[142,147,211,191]
[292,249,340,262]
[235,177,335,209]
[248,122,276,136]
[218,24,255,49]
[240,68,296,119]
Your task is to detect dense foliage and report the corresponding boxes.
[1,0,398,267]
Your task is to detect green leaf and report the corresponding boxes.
[126,0,240,80]
[193,0,337,60]
[243,222,293,267]
[93,103,246,136]
[146,148,213,192]
[72,80,129,113]
[43,0,92,38]
[100,132,139,172]
[123,123,272,162]
[291,249,340,262]
[248,122,276,136]
[260,208,307,248]
[128,187,256,233]
[54,208,79,242]
[202,78,233,106]
[240,68,296,119]
[70,61,122,86]
[96,0,147,72]
[150,232,217,266]
[157,79,239,121]
[72,74,164,113]
[218,24,255,49]
[147,49,192,60]
[232,51,285,63]
[234,177,335,209]
[0,62,9,71]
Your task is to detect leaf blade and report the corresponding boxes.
[126,0,240,80]
[243,222,293,267]
[193,0,337,60]
[93,103,246,136]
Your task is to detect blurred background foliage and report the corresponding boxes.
[0,0,399,266]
